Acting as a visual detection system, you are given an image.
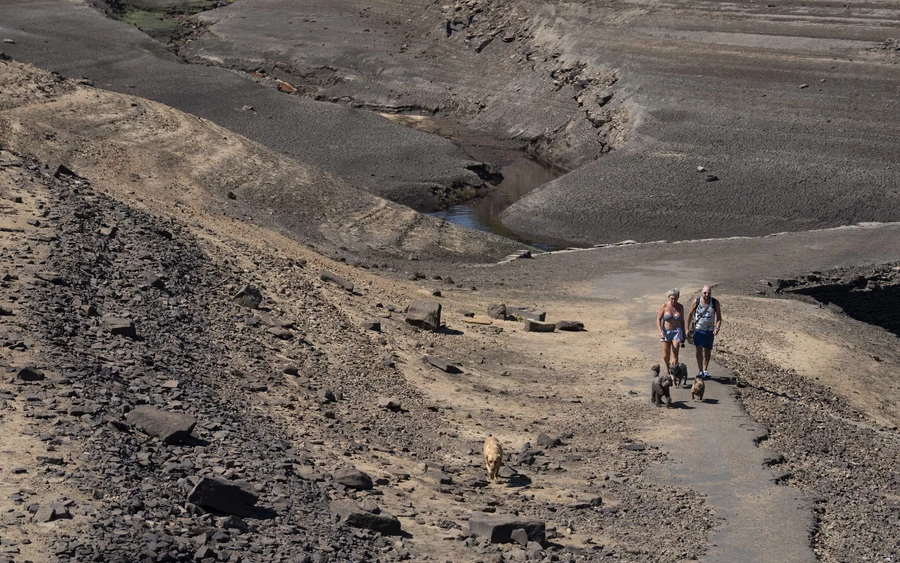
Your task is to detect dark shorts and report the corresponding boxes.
[694,330,714,349]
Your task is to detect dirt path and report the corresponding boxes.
[585,271,818,561]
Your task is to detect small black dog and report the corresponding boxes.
[669,362,688,387]
[650,364,674,408]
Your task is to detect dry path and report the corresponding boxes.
[589,258,820,561]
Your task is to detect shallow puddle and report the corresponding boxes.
[429,158,566,250]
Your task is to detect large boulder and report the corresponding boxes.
[126,406,196,444]
[187,476,258,517]
[469,512,546,545]
[405,300,442,331]
[331,500,402,535]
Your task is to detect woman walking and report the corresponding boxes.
[656,288,685,373]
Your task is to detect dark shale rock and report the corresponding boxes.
[333,466,373,490]
[187,476,259,517]
[16,366,45,382]
[331,500,402,535]
[101,315,137,339]
[555,320,585,331]
[488,303,506,320]
[405,300,442,331]
[233,285,262,309]
[423,355,461,373]
[319,270,354,292]
[469,512,546,545]
[126,406,196,444]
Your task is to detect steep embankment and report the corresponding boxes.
[0,60,525,263]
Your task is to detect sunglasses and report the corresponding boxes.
[702,292,710,295]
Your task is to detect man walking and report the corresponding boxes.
[687,285,723,379]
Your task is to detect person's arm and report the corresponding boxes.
[714,298,723,335]
[657,304,666,338]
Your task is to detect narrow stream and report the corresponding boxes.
[429,158,566,250]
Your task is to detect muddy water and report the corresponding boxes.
[429,158,566,250]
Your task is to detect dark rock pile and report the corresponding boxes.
[0,159,439,562]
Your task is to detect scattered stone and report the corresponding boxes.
[16,366,44,382]
[317,388,336,403]
[377,397,402,410]
[333,466,373,490]
[524,319,555,333]
[536,433,561,448]
[126,406,197,444]
[506,307,546,321]
[331,500,402,535]
[423,356,461,374]
[187,476,259,517]
[233,285,262,309]
[405,300,442,331]
[101,315,137,339]
[555,320,585,331]
[488,304,506,320]
[319,270,354,292]
[511,528,529,546]
[469,512,546,545]
[361,320,381,331]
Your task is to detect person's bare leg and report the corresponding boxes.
[662,341,672,372]
[695,345,704,375]
[702,348,712,373]
[673,340,681,365]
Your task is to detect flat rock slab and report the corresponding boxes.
[507,307,546,322]
[423,355,461,374]
[126,405,196,444]
[469,512,546,545]
[488,303,506,319]
[102,315,137,339]
[405,300,442,331]
[524,319,555,332]
[463,316,493,325]
[319,270,354,292]
[187,475,258,517]
[331,500,402,535]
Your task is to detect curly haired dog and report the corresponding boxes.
[691,375,706,401]
[484,436,503,481]
[650,364,674,408]
[669,362,688,387]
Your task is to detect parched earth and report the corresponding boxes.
[1,2,900,562]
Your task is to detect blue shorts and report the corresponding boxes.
[694,330,714,349]
[661,327,684,343]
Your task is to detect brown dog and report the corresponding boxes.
[484,436,503,481]
[691,375,706,401]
